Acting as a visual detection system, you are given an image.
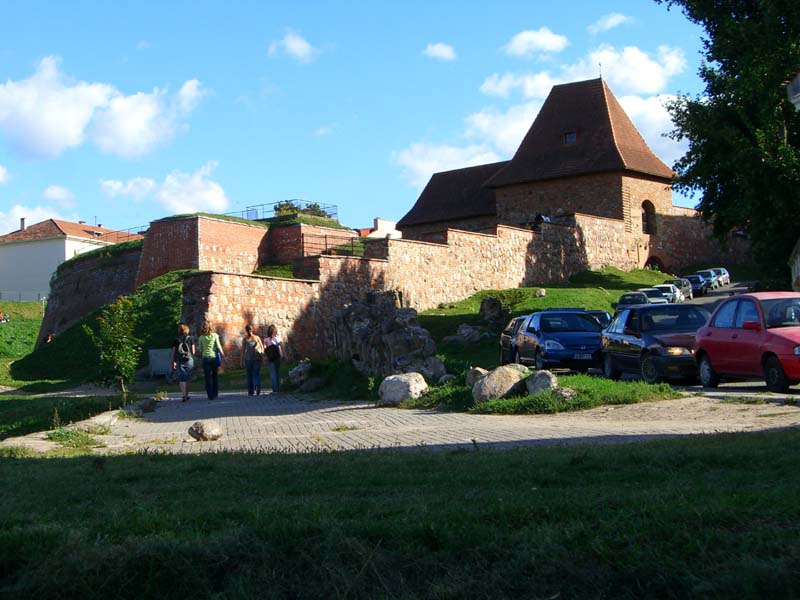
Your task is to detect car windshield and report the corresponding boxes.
[686,276,702,283]
[588,311,611,326]
[620,294,646,304]
[761,298,800,329]
[665,280,681,287]
[540,313,602,333]
[641,289,663,299]
[654,286,673,293]
[639,306,711,332]
[698,271,715,279]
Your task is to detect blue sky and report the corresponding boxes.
[0,1,706,235]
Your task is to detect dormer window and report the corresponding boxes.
[564,131,577,145]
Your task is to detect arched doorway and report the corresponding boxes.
[641,200,657,235]
[645,256,665,272]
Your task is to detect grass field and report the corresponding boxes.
[0,300,45,359]
[2,429,800,598]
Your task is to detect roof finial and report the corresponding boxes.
[598,62,602,79]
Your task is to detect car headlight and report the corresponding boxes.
[793,346,800,356]
[665,346,691,356]
[543,340,565,351]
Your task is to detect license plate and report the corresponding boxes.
[574,353,592,360]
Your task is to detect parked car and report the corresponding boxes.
[615,292,650,309]
[514,309,603,371]
[695,269,719,289]
[685,274,708,297]
[637,288,670,304]
[499,316,527,365]
[654,283,683,303]
[586,309,612,328]
[710,267,731,286]
[664,278,693,301]
[602,304,711,383]
[694,292,800,392]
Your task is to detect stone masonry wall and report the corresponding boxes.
[399,215,499,243]
[38,244,142,346]
[496,172,624,225]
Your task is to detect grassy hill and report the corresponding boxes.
[0,301,44,359]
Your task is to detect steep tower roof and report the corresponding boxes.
[487,78,674,187]
[396,161,508,228]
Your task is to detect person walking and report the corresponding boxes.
[171,322,195,402]
[263,324,283,393]
[241,324,264,395]
[197,321,224,400]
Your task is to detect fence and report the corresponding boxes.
[97,225,148,243]
[225,200,339,222]
[0,290,48,302]
[301,234,364,257]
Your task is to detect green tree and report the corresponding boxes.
[83,296,141,394]
[658,0,800,277]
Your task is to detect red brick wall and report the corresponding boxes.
[268,224,358,264]
[135,217,199,287]
[197,217,268,274]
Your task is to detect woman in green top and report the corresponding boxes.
[197,321,224,400]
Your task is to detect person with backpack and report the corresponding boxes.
[197,321,224,400]
[263,324,283,393]
[171,322,195,402]
[240,324,264,395]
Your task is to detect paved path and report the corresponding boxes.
[5,385,799,455]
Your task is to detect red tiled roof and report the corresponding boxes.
[487,78,674,187]
[0,219,143,245]
[397,161,508,228]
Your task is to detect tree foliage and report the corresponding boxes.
[83,296,141,393]
[659,0,800,277]
[273,200,331,218]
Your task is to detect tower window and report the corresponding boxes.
[564,131,577,145]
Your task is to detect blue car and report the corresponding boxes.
[513,309,603,371]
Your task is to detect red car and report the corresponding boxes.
[694,292,800,392]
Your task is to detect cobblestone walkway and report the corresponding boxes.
[4,387,800,455]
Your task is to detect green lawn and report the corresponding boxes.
[0,301,44,359]
[2,429,800,598]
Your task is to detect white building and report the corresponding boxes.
[0,218,141,301]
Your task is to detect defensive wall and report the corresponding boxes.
[40,211,752,363]
[38,243,143,346]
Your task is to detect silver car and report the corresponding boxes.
[637,287,670,304]
[654,283,682,303]
[710,267,730,286]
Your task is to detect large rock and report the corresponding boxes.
[289,361,313,386]
[526,370,559,395]
[299,377,325,393]
[378,372,428,406]
[456,324,483,343]
[188,420,223,441]
[472,365,528,403]
[465,367,488,387]
[479,297,510,329]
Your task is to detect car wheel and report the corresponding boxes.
[640,353,661,384]
[698,355,719,388]
[603,353,621,380]
[764,356,790,393]
[534,350,545,371]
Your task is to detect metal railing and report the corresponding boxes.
[301,234,364,257]
[97,225,148,243]
[0,290,48,302]
[225,200,339,222]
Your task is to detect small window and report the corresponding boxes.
[564,131,577,145]
[712,300,738,328]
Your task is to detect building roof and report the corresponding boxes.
[0,219,142,245]
[486,78,675,187]
[396,161,508,228]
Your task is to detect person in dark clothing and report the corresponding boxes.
[171,322,195,402]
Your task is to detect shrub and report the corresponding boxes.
[83,297,142,393]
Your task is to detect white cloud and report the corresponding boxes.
[618,94,685,168]
[423,43,456,61]
[393,143,500,189]
[564,44,686,95]
[465,102,541,155]
[588,13,634,35]
[99,162,229,214]
[0,165,8,184]
[43,185,74,201]
[99,176,156,200]
[314,124,335,136]
[480,72,561,99]
[268,30,319,63]
[0,204,74,236]
[482,44,687,99]
[503,28,568,58]
[0,56,204,159]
